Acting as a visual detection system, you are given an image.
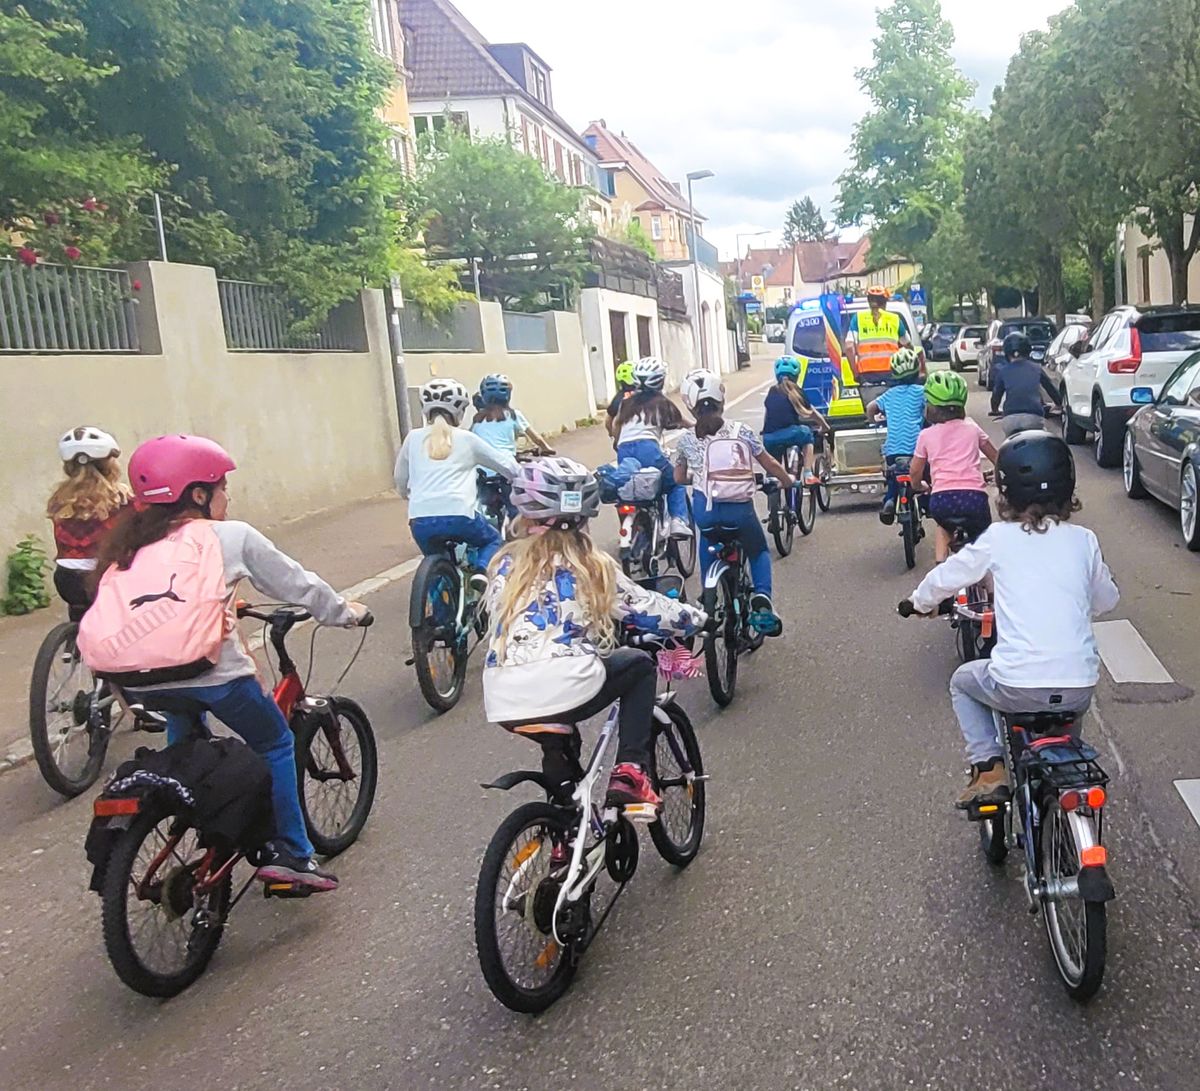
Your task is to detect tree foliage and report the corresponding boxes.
[622,217,658,259]
[409,128,595,310]
[835,0,974,261]
[782,197,830,244]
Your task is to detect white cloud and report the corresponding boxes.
[446,0,1071,257]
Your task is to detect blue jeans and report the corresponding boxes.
[693,492,771,596]
[762,425,814,458]
[410,514,502,568]
[132,675,312,859]
[616,439,687,520]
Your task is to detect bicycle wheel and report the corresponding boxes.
[296,697,378,858]
[702,572,739,707]
[1040,804,1106,1000]
[29,622,108,797]
[901,505,919,570]
[100,806,232,997]
[769,487,794,557]
[815,452,832,512]
[955,617,980,663]
[474,802,578,1013]
[669,493,697,578]
[649,703,705,866]
[795,482,817,536]
[411,558,468,713]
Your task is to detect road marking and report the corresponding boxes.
[725,379,773,412]
[1175,780,1200,829]
[1093,619,1175,684]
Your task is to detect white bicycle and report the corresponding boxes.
[473,636,706,1013]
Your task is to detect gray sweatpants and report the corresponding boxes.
[949,659,1093,764]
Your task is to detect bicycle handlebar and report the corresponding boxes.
[236,603,373,629]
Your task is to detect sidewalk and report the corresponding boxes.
[0,353,774,770]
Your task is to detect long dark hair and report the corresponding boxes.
[90,487,212,589]
[473,404,515,425]
[693,398,725,439]
[614,388,683,433]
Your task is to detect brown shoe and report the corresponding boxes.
[955,760,1011,810]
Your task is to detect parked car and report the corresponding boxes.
[1122,351,1200,548]
[1042,323,1091,388]
[919,324,934,353]
[1063,313,1092,326]
[924,322,963,361]
[949,325,987,371]
[765,321,786,343]
[1060,304,1200,466]
[978,317,1058,389]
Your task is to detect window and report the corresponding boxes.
[386,131,410,173]
[1088,315,1118,352]
[541,130,549,166]
[1137,314,1200,353]
[668,217,676,241]
[521,117,530,154]
[651,215,663,240]
[532,66,549,104]
[554,143,564,180]
[1159,357,1200,406]
[413,112,468,139]
[601,169,616,197]
[369,0,398,60]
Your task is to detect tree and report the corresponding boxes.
[410,128,595,310]
[923,205,986,320]
[782,197,830,244]
[835,0,974,262]
[622,218,658,259]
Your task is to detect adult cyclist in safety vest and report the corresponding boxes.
[846,286,915,401]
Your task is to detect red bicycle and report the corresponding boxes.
[89,603,377,997]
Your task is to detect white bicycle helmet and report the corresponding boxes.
[632,356,667,392]
[680,369,725,411]
[419,378,471,424]
[511,456,601,526]
[58,426,120,465]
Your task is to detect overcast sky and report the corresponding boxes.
[448,0,1071,258]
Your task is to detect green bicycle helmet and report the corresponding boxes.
[774,355,802,381]
[614,361,635,387]
[924,369,968,407]
[889,347,921,379]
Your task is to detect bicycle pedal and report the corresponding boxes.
[621,803,660,823]
[263,881,315,899]
[965,797,1010,822]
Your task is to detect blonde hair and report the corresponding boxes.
[488,521,618,657]
[47,457,131,521]
[424,412,456,460]
[778,377,810,419]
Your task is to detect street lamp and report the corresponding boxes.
[687,169,714,369]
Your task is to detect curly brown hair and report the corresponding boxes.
[997,494,1082,533]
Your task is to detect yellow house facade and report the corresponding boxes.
[371,0,415,171]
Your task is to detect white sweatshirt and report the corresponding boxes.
[133,521,353,691]
[911,521,1120,688]
[394,426,519,519]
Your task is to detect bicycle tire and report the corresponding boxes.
[1040,805,1106,1000]
[901,508,919,570]
[702,573,739,707]
[796,483,816,536]
[815,452,832,511]
[411,557,469,713]
[769,488,794,557]
[648,703,706,866]
[669,493,697,578]
[30,622,107,797]
[955,618,980,663]
[100,805,231,997]
[296,697,378,858]
[474,801,578,1013]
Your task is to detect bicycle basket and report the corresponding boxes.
[619,468,663,503]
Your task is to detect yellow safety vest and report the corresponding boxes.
[854,310,901,375]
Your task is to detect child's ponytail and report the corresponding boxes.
[424,412,456,460]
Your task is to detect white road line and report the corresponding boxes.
[725,378,773,413]
[1174,779,1200,829]
[1093,619,1175,684]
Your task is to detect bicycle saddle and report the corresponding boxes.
[1002,711,1079,734]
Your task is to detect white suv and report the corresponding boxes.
[1060,305,1200,466]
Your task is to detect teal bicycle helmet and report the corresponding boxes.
[774,355,802,381]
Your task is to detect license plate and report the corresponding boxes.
[1032,350,1044,360]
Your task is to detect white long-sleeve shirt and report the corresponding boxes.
[394,426,519,519]
[911,521,1119,689]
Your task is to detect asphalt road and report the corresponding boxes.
[2,382,1199,1090]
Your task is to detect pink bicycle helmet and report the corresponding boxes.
[128,435,236,505]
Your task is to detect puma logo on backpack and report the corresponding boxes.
[703,428,757,502]
[78,520,231,686]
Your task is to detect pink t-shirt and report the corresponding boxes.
[915,419,989,492]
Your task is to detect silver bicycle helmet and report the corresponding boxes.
[680,368,725,411]
[511,456,601,526]
[632,356,667,392]
[58,426,120,464]
[419,378,471,424]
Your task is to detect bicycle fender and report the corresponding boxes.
[481,770,560,795]
[409,554,454,629]
[1077,864,1116,903]
[702,559,728,590]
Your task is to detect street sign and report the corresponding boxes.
[751,275,765,299]
[746,301,762,313]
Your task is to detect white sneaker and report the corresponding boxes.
[668,516,693,540]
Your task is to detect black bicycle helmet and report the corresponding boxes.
[1002,331,1033,360]
[995,431,1075,508]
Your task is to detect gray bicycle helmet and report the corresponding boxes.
[511,456,601,526]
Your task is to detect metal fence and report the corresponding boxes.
[502,311,555,353]
[217,279,364,352]
[0,258,140,353]
[398,302,485,352]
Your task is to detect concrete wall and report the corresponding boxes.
[667,264,734,375]
[0,262,400,553]
[578,287,664,406]
[402,301,596,432]
[1125,219,1200,305]
[660,317,699,388]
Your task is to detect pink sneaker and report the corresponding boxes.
[606,763,662,813]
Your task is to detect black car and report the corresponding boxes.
[924,322,963,361]
[1123,350,1200,548]
[979,317,1058,389]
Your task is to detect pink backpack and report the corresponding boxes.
[78,520,231,686]
[703,426,757,502]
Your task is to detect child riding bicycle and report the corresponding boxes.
[905,432,1119,807]
[761,355,831,487]
[864,349,926,525]
[46,426,131,618]
[990,332,1059,436]
[395,379,520,570]
[675,369,793,637]
[908,371,998,562]
[483,457,706,811]
[471,373,555,458]
[80,435,371,893]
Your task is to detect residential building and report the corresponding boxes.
[402,0,607,224]
[371,0,415,172]
[581,121,706,262]
[1125,218,1200,305]
[735,245,799,308]
[825,237,919,296]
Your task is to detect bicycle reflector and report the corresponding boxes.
[617,504,636,515]
[1081,845,1107,868]
[94,797,140,817]
[980,611,994,639]
[1086,786,1107,809]
[1059,790,1082,812]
